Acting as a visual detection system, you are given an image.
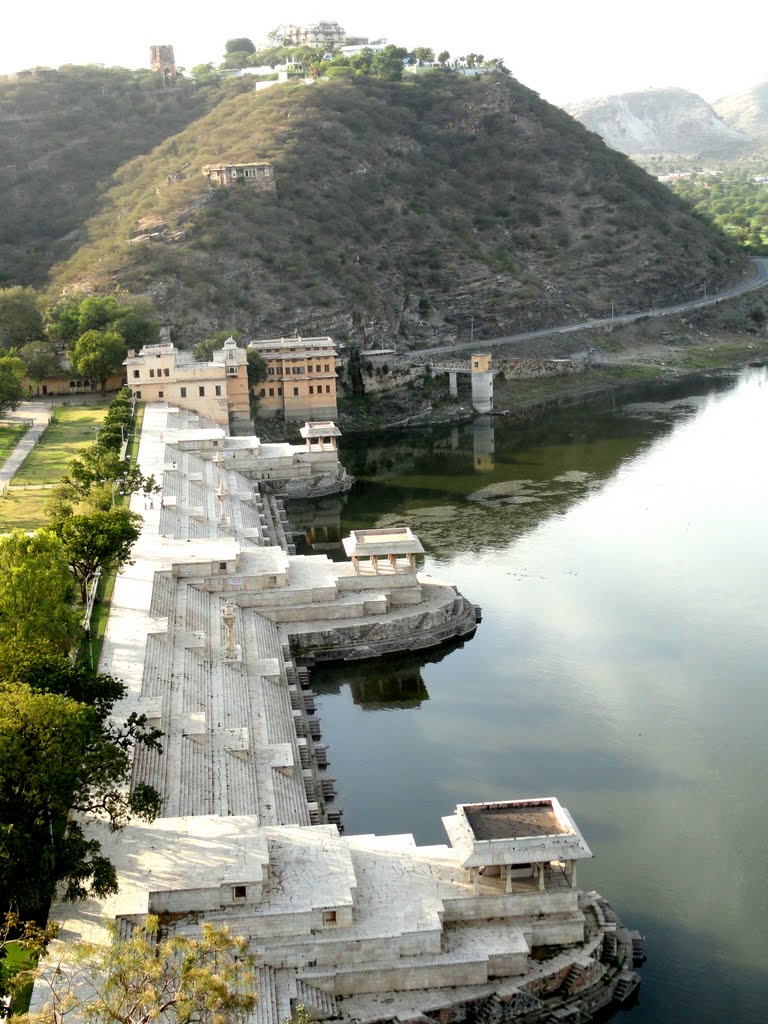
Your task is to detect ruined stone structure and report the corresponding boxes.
[150,44,176,81]
[249,336,338,421]
[201,163,276,194]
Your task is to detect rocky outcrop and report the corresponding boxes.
[568,87,750,155]
[713,81,768,143]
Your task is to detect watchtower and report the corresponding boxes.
[150,45,176,82]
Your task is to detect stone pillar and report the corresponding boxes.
[370,554,379,574]
[388,553,397,572]
[570,861,577,889]
[448,371,458,397]
[538,863,546,892]
[505,865,513,894]
[408,553,416,570]
[222,602,237,658]
[351,556,359,574]
[473,868,480,896]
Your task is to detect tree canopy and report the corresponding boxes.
[0,355,26,416]
[0,680,161,918]
[0,287,45,349]
[18,917,256,1024]
[52,507,142,603]
[69,330,127,391]
[0,531,81,653]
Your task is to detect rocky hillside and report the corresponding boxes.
[37,72,750,348]
[0,66,246,287]
[567,88,749,156]
[714,82,768,144]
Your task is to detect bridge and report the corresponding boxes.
[432,353,493,413]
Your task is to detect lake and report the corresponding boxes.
[287,367,768,1024]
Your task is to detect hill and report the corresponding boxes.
[566,88,749,157]
[0,66,246,287]
[714,82,768,144]
[25,72,752,346]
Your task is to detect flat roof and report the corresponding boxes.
[464,801,569,841]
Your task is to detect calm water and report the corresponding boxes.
[287,369,768,1024]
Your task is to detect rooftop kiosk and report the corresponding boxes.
[443,797,593,896]
[300,421,341,452]
[342,527,424,575]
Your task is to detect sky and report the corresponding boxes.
[1,0,766,107]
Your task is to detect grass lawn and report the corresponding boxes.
[1,940,36,1014]
[0,488,52,532]
[13,404,109,486]
[0,423,27,468]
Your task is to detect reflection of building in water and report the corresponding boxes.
[439,419,495,471]
[349,669,430,710]
[473,414,495,471]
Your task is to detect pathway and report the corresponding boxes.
[0,401,53,495]
[417,257,768,358]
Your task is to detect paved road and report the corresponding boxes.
[0,401,53,494]
[417,257,768,359]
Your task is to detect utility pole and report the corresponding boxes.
[470,316,474,344]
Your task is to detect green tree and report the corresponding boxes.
[18,917,256,1024]
[0,287,45,349]
[225,37,256,55]
[346,345,366,397]
[371,46,408,81]
[0,356,26,415]
[70,330,127,392]
[0,683,161,918]
[0,531,81,653]
[192,330,242,362]
[52,508,142,604]
[18,340,62,386]
[437,51,450,65]
[411,47,435,66]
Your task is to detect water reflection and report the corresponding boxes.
[294,368,768,1024]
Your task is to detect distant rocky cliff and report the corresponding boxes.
[713,82,768,143]
[567,87,750,156]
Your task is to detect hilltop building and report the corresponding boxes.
[248,336,338,421]
[273,21,346,46]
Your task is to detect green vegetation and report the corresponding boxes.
[0,391,159,926]
[16,917,256,1024]
[12,405,108,486]
[672,170,768,252]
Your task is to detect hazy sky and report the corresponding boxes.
[1,0,765,107]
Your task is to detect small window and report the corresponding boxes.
[278,387,282,396]
[326,385,331,393]
[293,387,299,396]
[199,386,205,397]
[268,367,274,375]
[324,364,330,372]
[180,387,187,398]
[309,386,314,395]
[233,885,246,899]
[260,388,266,397]
[323,911,337,925]
[219,561,227,570]
[215,385,222,396]
[227,366,237,375]
[149,369,155,378]
[133,369,140,378]
[164,368,170,377]
[315,364,321,373]
[135,391,142,399]
[269,388,274,397]
[158,390,164,398]
[474,361,479,369]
